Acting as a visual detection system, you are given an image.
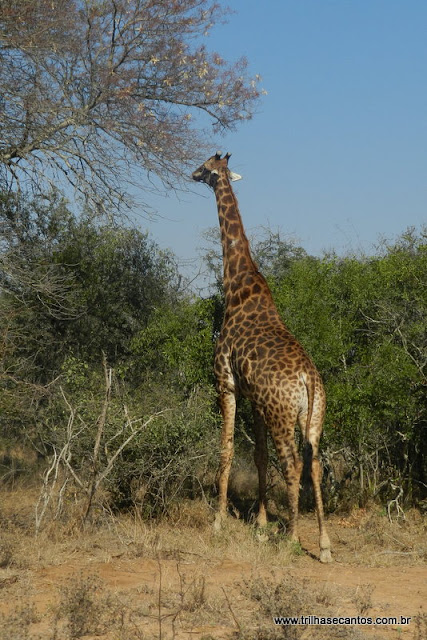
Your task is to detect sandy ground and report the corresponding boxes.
[1,507,425,639]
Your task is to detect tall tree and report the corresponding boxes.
[0,0,262,210]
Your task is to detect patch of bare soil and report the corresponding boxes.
[0,493,426,640]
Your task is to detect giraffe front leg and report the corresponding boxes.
[214,390,236,531]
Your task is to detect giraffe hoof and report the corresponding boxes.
[319,548,333,563]
[213,513,224,532]
[255,530,269,543]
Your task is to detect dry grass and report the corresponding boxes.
[107,499,300,571]
[0,485,425,639]
[331,506,427,566]
[238,573,374,640]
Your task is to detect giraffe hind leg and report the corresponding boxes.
[312,454,332,563]
[304,416,332,563]
[271,425,302,543]
[283,442,303,543]
[252,406,268,527]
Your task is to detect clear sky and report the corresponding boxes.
[139,0,427,287]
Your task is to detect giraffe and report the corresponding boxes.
[192,152,332,563]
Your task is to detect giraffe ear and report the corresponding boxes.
[229,171,242,181]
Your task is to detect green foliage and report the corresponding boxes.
[107,383,220,514]
[1,187,425,516]
[1,191,180,376]
[268,227,426,503]
[0,192,182,464]
[129,297,216,391]
[1,190,221,515]
[52,218,180,364]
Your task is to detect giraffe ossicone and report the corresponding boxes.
[192,152,332,563]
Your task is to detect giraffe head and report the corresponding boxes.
[192,152,242,188]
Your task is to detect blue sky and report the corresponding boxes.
[141,0,426,286]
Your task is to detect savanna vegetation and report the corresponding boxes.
[1,188,425,531]
[0,0,425,536]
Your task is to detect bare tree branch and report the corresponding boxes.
[0,0,263,213]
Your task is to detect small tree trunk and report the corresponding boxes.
[81,354,112,528]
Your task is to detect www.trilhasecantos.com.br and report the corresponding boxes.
[273,615,412,626]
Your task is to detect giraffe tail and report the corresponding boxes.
[304,371,316,442]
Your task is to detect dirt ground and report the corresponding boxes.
[0,494,426,640]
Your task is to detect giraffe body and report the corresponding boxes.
[192,153,332,563]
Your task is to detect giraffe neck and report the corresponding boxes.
[214,171,271,310]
